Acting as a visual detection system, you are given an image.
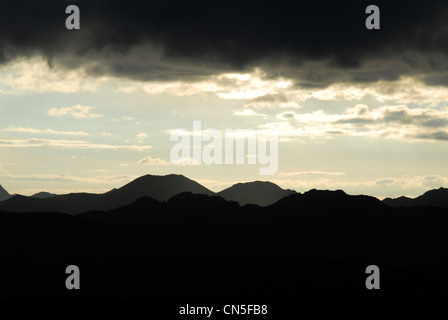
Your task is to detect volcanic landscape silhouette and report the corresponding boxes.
[0,174,447,299]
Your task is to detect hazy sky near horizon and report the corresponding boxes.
[2,0,448,198]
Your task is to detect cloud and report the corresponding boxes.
[233,109,267,117]
[167,127,266,139]
[0,174,137,185]
[141,70,292,101]
[3,127,88,136]
[138,155,199,166]
[0,138,152,151]
[375,179,396,185]
[279,171,346,176]
[271,174,448,198]
[139,70,448,107]
[372,175,448,190]
[0,57,110,93]
[243,92,303,109]
[138,156,170,166]
[260,104,448,142]
[171,157,201,165]
[142,80,222,96]
[0,163,11,175]
[280,76,448,105]
[413,131,448,141]
[119,163,130,167]
[136,133,148,139]
[48,105,103,119]
[4,56,448,109]
[2,1,448,87]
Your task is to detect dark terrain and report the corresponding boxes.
[0,175,295,214]
[0,176,447,300]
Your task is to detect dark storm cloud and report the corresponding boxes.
[1,0,448,85]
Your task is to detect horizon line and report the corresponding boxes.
[1,173,446,201]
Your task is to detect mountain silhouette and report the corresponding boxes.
[271,189,387,227]
[108,173,214,201]
[79,192,241,223]
[0,185,10,201]
[273,189,385,209]
[78,196,164,222]
[0,175,298,214]
[3,175,448,214]
[32,174,214,214]
[383,187,448,208]
[217,181,296,206]
[0,195,69,213]
[31,192,57,199]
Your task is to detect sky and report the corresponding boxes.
[2,0,448,198]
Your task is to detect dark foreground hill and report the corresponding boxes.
[0,190,447,300]
[0,195,69,213]
[217,181,296,206]
[383,187,448,208]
